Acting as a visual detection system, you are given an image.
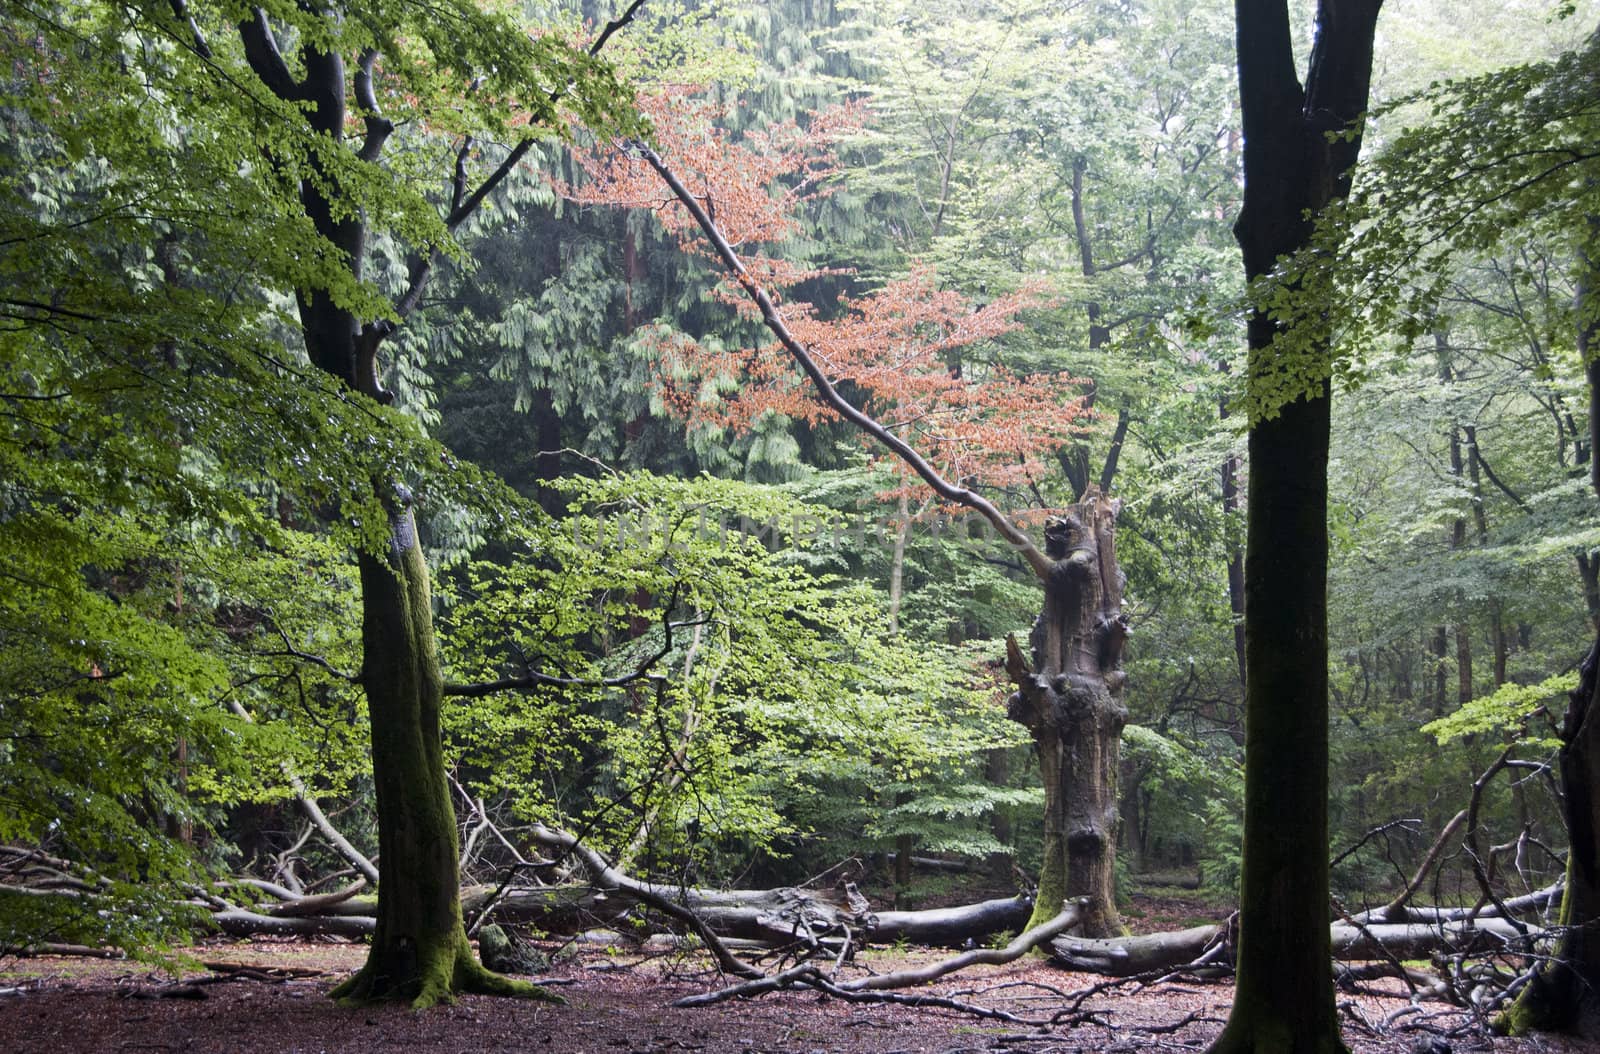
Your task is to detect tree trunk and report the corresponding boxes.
[1215,1,1381,1051]
[986,746,1014,877]
[1006,487,1128,938]
[1221,428,1247,692]
[233,13,562,1006]
[1430,625,1449,715]
[329,508,552,1007]
[1499,638,1600,1037]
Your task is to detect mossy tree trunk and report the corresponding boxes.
[1210,1,1380,1051]
[235,17,559,1007]
[324,509,552,1007]
[1006,487,1128,938]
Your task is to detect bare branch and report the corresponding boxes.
[263,623,361,683]
[674,901,1083,1009]
[527,822,761,979]
[392,0,650,318]
[224,699,379,886]
[1379,809,1467,922]
[588,0,648,57]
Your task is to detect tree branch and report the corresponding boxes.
[527,822,761,979]
[237,8,300,102]
[631,143,1050,581]
[588,0,648,57]
[388,1,649,324]
[443,583,706,698]
[223,699,379,886]
[1471,444,1529,510]
[167,0,211,59]
[1380,809,1467,922]
[263,623,362,683]
[354,49,394,163]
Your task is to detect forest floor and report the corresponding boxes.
[0,887,1587,1054]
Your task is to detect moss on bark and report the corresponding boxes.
[1008,492,1128,938]
[331,503,559,1009]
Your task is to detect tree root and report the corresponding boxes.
[330,934,565,1010]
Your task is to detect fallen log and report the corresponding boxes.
[479,883,1031,948]
[210,908,374,939]
[1330,918,1528,959]
[1374,810,1467,922]
[884,852,979,874]
[1346,882,1561,926]
[870,896,1032,945]
[1051,923,1221,976]
[1048,917,1538,976]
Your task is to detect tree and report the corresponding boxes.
[0,0,394,955]
[564,82,1151,932]
[1264,16,1600,1034]
[222,1,644,1006]
[1210,1,1382,1051]
[572,100,1143,933]
[1,0,645,1005]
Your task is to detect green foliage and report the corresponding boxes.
[435,472,1025,877]
[7,0,1599,954]
[1122,725,1242,888]
[1237,23,1600,423]
[0,0,641,952]
[1422,673,1574,747]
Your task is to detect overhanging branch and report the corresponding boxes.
[630,142,1050,581]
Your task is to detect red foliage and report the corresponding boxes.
[565,90,1091,501]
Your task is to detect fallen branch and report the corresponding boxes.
[210,908,374,939]
[528,822,761,979]
[266,879,370,918]
[224,699,378,886]
[1348,881,1561,925]
[847,900,1084,991]
[0,942,126,959]
[674,900,1082,1008]
[1379,810,1467,921]
[1051,923,1221,976]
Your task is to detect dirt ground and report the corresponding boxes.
[1,933,1591,1054]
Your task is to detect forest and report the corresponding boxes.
[3,0,1600,1051]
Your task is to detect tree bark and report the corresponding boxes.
[1006,487,1128,937]
[1499,640,1600,1037]
[1215,1,1382,1051]
[329,519,550,1006]
[1050,918,1535,977]
[1221,424,1247,692]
